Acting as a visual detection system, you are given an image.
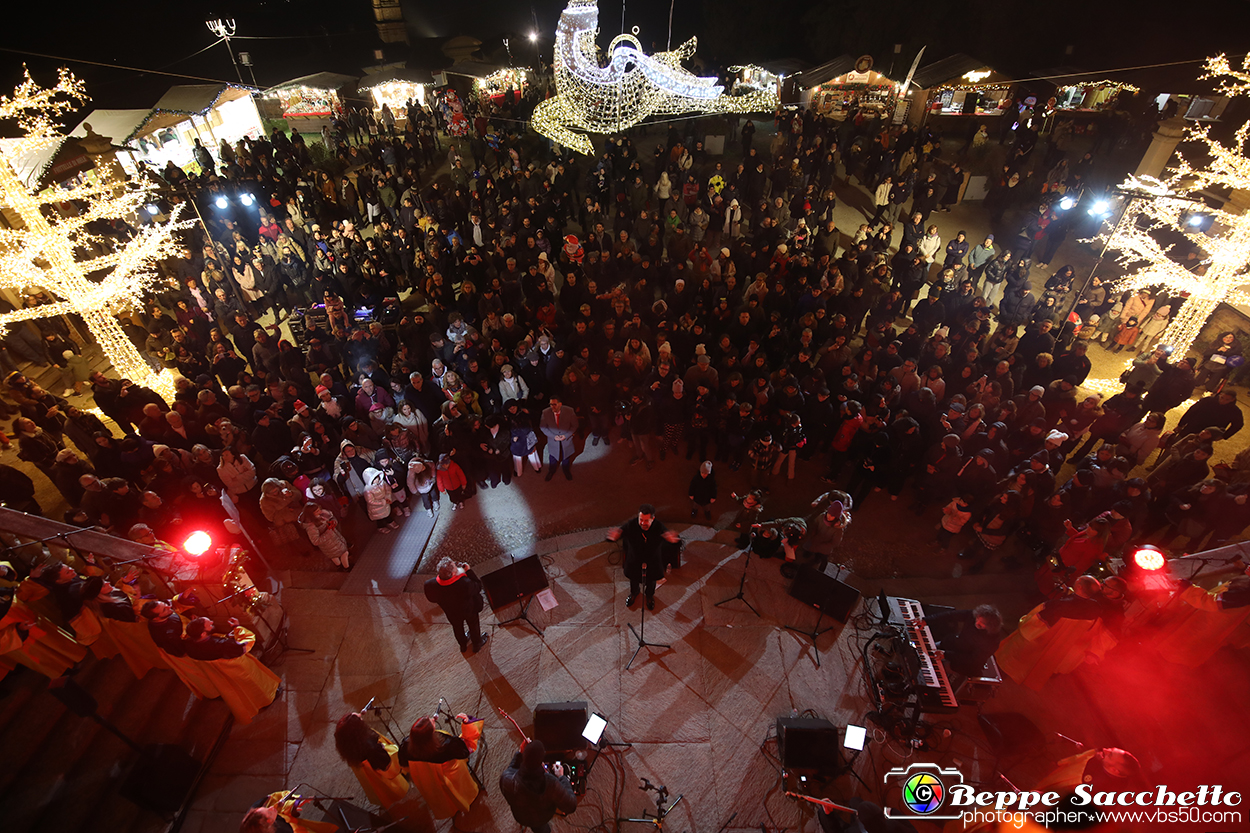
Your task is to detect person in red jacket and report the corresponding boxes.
[435,454,470,510]
[822,400,863,482]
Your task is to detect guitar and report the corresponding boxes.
[498,707,531,746]
[785,791,857,816]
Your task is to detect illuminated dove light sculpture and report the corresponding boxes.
[531,0,778,155]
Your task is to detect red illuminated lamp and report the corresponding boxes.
[1132,546,1166,572]
[183,530,213,557]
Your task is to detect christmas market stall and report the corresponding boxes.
[730,60,805,104]
[793,55,900,121]
[445,62,529,106]
[260,72,358,133]
[124,84,263,173]
[903,54,1014,128]
[358,68,435,123]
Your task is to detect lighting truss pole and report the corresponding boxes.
[206,18,244,84]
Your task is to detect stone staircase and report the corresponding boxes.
[0,653,233,833]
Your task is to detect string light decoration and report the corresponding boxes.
[0,69,191,399]
[1090,55,1250,368]
[531,0,777,155]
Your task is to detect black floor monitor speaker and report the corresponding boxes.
[776,716,841,776]
[119,743,201,818]
[534,701,589,753]
[788,564,861,623]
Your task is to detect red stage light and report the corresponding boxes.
[1133,546,1166,571]
[183,530,213,557]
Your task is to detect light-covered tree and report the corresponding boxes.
[0,69,189,397]
[1098,54,1250,359]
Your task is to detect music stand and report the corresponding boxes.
[714,537,761,617]
[626,564,670,670]
[481,554,549,637]
[785,563,860,669]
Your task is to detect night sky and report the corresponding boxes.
[1,0,1248,113]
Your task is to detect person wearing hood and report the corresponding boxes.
[301,503,351,570]
[258,477,306,551]
[363,466,398,531]
[334,439,373,502]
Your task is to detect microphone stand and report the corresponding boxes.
[714,535,761,617]
[626,564,670,671]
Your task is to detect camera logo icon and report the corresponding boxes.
[884,762,966,820]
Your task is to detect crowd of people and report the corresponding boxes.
[3,88,1250,830]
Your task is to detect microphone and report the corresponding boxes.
[362,696,376,713]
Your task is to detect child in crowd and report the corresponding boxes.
[688,460,718,520]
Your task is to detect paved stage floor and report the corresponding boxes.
[180,527,1250,833]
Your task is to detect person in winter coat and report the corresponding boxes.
[407,456,439,517]
[1134,305,1171,353]
[1117,411,1166,466]
[982,250,1014,309]
[688,460,718,520]
[259,477,306,549]
[301,503,351,569]
[999,286,1037,329]
[334,439,373,502]
[1118,289,1154,327]
[968,235,996,285]
[943,231,970,269]
[936,494,973,549]
[363,466,399,531]
[1143,356,1196,413]
[435,453,471,510]
[1175,388,1244,439]
[1194,331,1244,392]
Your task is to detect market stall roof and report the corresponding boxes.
[910,54,1002,89]
[267,72,359,93]
[445,61,508,79]
[792,55,856,88]
[357,67,436,93]
[126,84,259,144]
[755,59,809,78]
[0,138,61,189]
[68,109,151,147]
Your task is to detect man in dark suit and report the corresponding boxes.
[539,395,579,481]
[499,739,577,833]
[606,504,680,610]
[423,557,488,653]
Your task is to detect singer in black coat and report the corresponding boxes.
[423,558,486,652]
[608,505,680,603]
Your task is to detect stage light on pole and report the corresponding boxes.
[145,203,160,215]
[214,196,229,209]
[239,193,254,207]
[1058,196,1076,211]
[1088,199,1111,217]
[1132,545,1166,572]
[183,530,213,557]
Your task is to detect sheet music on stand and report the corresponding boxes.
[536,587,558,611]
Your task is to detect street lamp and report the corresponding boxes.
[528,31,539,42]
[206,17,244,84]
[1062,176,1203,334]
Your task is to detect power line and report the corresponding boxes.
[0,46,246,86]
[157,39,226,71]
[1005,54,1250,86]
